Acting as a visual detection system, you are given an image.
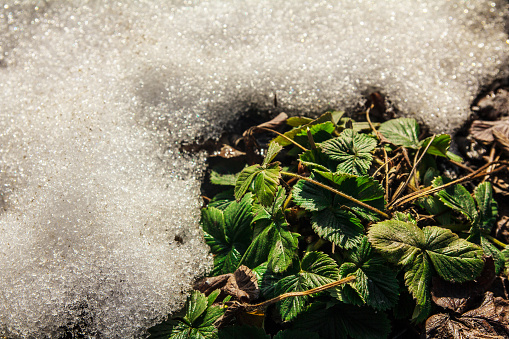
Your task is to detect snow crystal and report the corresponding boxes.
[0,0,507,338]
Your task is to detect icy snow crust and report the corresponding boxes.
[0,0,507,337]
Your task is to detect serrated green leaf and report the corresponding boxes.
[480,236,505,274]
[336,237,399,310]
[239,213,298,273]
[263,142,283,166]
[310,208,364,249]
[420,134,451,158]
[446,150,463,163]
[299,148,336,172]
[149,291,223,339]
[435,177,478,224]
[252,187,286,223]
[202,194,253,275]
[293,122,336,148]
[254,163,281,207]
[210,170,239,186]
[320,129,377,175]
[273,329,319,339]
[268,252,339,321]
[314,171,386,221]
[379,118,420,148]
[271,112,333,146]
[235,165,261,201]
[368,220,483,320]
[474,182,498,233]
[207,190,236,210]
[185,290,209,324]
[292,172,384,248]
[294,301,391,339]
[218,325,269,339]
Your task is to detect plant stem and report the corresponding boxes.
[255,126,309,152]
[486,235,507,249]
[388,135,435,208]
[247,276,356,310]
[389,160,508,209]
[281,171,390,219]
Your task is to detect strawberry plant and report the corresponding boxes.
[150,110,509,338]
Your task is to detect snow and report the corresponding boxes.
[0,0,507,337]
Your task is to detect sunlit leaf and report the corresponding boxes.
[149,291,223,339]
[262,142,283,166]
[320,129,377,175]
[235,163,281,207]
[240,212,298,273]
[474,182,498,233]
[435,177,478,224]
[202,194,254,275]
[378,118,420,148]
[368,220,484,320]
[271,112,334,146]
[267,252,339,321]
[420,134,451,158]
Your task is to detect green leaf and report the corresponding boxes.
[294,301,391,339]
[336,237,399,310]
[240,213,298,273]
[320,129,377,175]
[234,163,281,207]
[368,220,484,319]
[299,148,336,172]
[420,134,451,158]
[287,116,313,127]
[310,208,364,249]
[268,252,339,321]
[208,190,235,210]
[293,122,336,148]
[254,163,281,207]
[314,171,386,221]
[235,165,262,201]
[435,177,478,224]
[474,182,498,233]
[218,326,269,339]
[149,291,223,339]
[378,118,420,148]
[202,194,254,275]
[262,142,283,166]
[480,236,505,274]
[273,329,319,339]
[210,170,239,186]
[271,112,334,146]
[252,187,286,223]
[292,171,385,248]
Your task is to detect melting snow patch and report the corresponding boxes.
[0,0,507,337]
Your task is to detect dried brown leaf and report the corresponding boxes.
[223,265,259,303]
[193,265,259,303]
[470,119,509,144]
[493,129,509,155]
[255,112,289,131]
[425,292,509,339]
[431,257,496,314]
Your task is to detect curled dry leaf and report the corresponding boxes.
[431,257,496,314]
[425,292,509,339]
[470,119,509,144]
[193,265,259,303]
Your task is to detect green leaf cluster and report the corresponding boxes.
[152,112,507,339]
